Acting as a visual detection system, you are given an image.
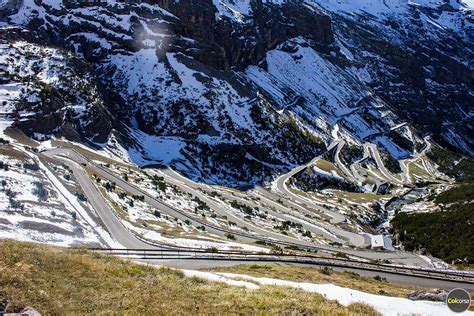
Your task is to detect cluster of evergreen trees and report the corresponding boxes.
[392,182,474,264]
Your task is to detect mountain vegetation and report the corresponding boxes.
[392,182,474,263]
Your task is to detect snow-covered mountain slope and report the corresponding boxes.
[315,0,474,155]
[0,34,111,143]
[316,0,467,15]
[0,0,472,185]
[0,145,111,247]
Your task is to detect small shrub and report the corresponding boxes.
[76,192,87,202]
[207,247,218,253]
[23,163,39,172]
[335,252,349,259]
[32,182,48,202]
[373,275,387,282]
[320,267,333,275]
[225,233,236,240]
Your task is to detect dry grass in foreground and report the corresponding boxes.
[0,241,378,315]
[208,264,424,298]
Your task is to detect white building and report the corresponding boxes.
[368,234,394,251]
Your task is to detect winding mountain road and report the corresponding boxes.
[40,147,474,288]
[159,167,347,244]
[41,148,357,253]
[43,153,160,249]
[349,144,371,184]
[40,147,431,267]
[272,141,347,224]
[334,141,358,181]
[365,143,404,185]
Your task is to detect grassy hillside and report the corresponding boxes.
[0,241,377,315]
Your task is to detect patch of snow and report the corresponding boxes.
[127,130,186,167]
[182,269,259,289]
[212,0,252,22]
[35,156,121,248]
[125,222,269,252]
[216,273,468,316]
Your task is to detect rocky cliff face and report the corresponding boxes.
[0,0,472,186]
[213,1,333,70]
